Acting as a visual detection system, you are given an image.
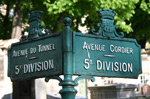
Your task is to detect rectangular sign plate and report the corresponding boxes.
[73,33,142,78]
[8,33,62,81]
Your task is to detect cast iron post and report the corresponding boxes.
[59,17,77,99]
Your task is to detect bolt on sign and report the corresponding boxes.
[8,11,63,81]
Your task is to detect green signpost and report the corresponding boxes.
[8,9,142,99]
[73,33,141,78]
[8,11,63,81]
[8,33,62,80]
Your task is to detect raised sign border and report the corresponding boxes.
[73,32,142,78]
[8,32,63,81]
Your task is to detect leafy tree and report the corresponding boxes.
[0,0,150,48]
[126,0,150,48]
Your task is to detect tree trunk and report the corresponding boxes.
[11,7,22,39]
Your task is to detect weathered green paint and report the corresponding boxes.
[45,17,95,99]
[92,9,124,38]
[8,11,62,81]
[8,33,63,81]
[21,11,49,41]
[59,17,77,99]
[8,9,142,99]
[72,9,142,78]
[73,32,141,78]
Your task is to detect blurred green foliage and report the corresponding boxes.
[0,0,150,47]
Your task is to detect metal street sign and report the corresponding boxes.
[7,9,142,99]
[73,9,142,78]
[8,33,62,81]
[8,11,63,81]
[73,33,142,78]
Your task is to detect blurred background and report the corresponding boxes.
[0,0,150,99]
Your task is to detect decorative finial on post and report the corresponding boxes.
[28,11,43,22]
[21,11,49,41]
[63,17,72,27]
[97,9,116,20]
[92,9,124,38]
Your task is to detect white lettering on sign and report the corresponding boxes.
[15,65,21,75]
[110,44,133,54]
[82,42,105,58]
[12,43,56,58]
[12,48,28,57]
[38,44,55,53]
[96,60,133,72]
[14,59,54,75]
[83,42,105,52]
[84,59,93,70]
[30,47,37,54]
[24,59,54,74]
[81,41,135,74]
